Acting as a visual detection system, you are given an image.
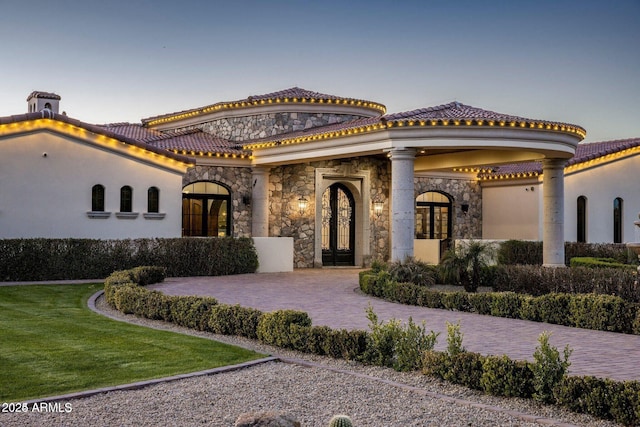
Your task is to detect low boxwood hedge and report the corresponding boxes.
[359,270,640,334]
[104,267,640,426]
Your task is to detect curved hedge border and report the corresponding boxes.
[360,270,640,335]
[103,267,640,425]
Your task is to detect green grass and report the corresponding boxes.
[0,283,264,401]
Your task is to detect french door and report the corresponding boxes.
[321,183,355,266]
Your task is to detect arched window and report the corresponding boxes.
[614,197,623,243]
[577,196,587,243]
[147,187,160,213]
[415,191,452,239]
[44,102,52,110]
[92,185,105,212]
[182,181,231,237]
[120,186,133,213]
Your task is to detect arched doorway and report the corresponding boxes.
[182,181,231,237]
[321,183,355,266]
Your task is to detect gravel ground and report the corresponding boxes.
[0,294,619,427]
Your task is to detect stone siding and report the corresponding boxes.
[181,163,481,267]
[269,157,390,268]
[414,175,482,239]
[182,165,253,237]
[173,112,366,142]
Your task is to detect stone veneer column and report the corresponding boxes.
[251,167,270,237]
[542,159,567,267]
[389,148,416,262]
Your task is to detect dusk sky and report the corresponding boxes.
[1,0,638,143]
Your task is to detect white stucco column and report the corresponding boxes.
[542,159,567,267]
[251,166,270,237]
[389,148,416,262]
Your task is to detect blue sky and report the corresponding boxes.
[1,0,638,143]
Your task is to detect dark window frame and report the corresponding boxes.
[147,187,160,213]
[614,197,623,244]
[415,190,453,240]
[120,186,133,213]
[577,196,587,243]
[91,184,105,212]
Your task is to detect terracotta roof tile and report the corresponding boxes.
[479,137,640,178]
[0,112,194,164]
[148,130,247,156]
[99,123,164,141]
[26,91,61,101]
[384,102,580,130]
[141,87,385,125]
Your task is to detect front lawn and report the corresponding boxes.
[0,283,264,401]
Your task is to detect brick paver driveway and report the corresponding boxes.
[151,269,640,382]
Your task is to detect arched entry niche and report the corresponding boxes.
[314,167,372,267]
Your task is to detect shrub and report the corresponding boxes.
[0,237,258,281]
[439,241,494,292]
[441,291,471,312]
[490,292,525,318]
[422,350,450,379]
[492,264,639,303]
[568,293,636,333]
[256,310,312,349]
[497,240,542,265]
[480,355,534,398]
[364,305,438,371]
[497,240,631,266]
[168,296,219,331]
[208,304,263,339]
[387,257,436,287]
[531,331,572,404]
[446,321,465,357]
[570,257,636,271]
[467,292,493,315]
[445,351,485,390]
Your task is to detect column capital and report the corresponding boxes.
[385,147,417,160]
[542,158,568,170]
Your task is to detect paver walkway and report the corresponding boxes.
[151,268,640,382]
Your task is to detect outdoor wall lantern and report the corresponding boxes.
[373,199,384,217]
[461,204,469,214]
[298,196,308,215]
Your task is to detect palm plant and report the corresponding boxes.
[439,240,494,292]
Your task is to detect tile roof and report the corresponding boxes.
[245,101,586,149]
[26,91,61,101]
[99,123,164,141]
[99,123,247,157]
[0,112,194,164]
[148,129,247,156]
[384,102,581,130]
[141,87,386,125]
[479,137,640,179]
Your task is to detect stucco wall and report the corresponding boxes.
[0,131,184,239]
[482,182,541,240]
[564,155,640,243]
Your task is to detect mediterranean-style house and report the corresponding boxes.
[1,88,637,270]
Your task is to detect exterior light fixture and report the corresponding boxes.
[298,196,308,215]
[373,199,384,217]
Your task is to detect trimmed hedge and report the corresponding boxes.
[497,240,632,266]
[570,257,636,271]
[359,271,640,334]
[105,267,640,426]
[491,264,639,303]
[0,237,259,281]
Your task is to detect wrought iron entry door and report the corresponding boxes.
[321,183,355,266]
